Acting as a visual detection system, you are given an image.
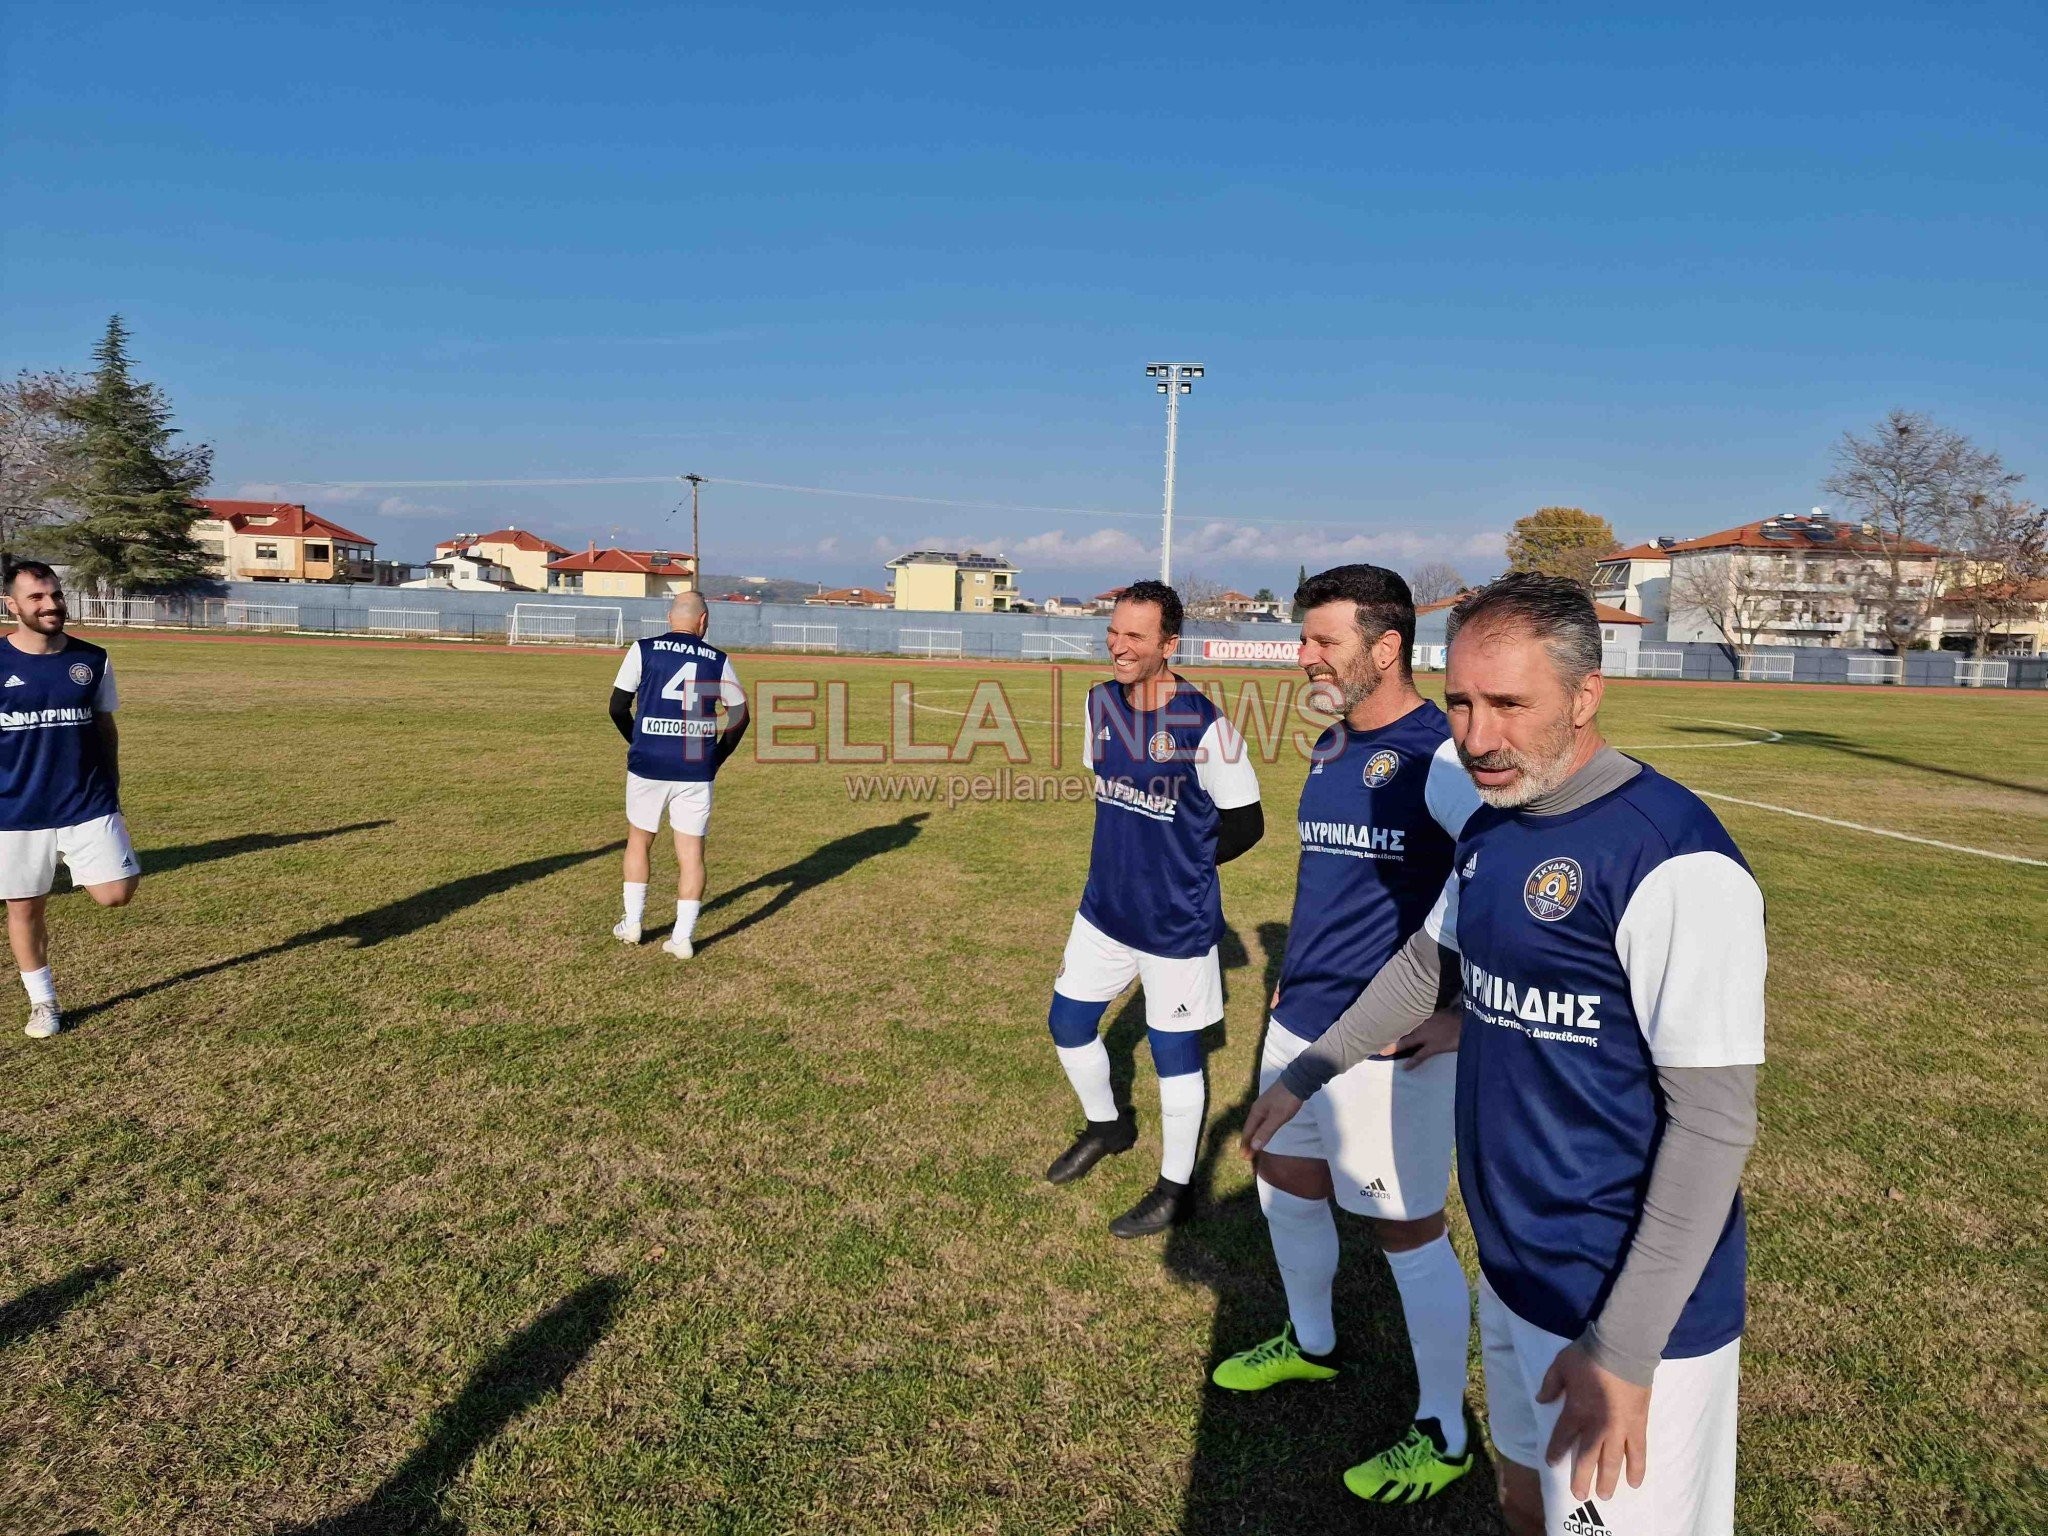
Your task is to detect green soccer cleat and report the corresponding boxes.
[1210,1323,1339,1392]
[1342,1419,1474,1504]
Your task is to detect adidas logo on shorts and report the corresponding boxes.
[1561,1501,1609,1534]
[1359,1177,1390,1199]
[1171,1002,1191,1017]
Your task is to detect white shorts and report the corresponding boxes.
[1054,912,1222,1033]
[625,773,713,837]
[1480,1275,1739,1536]
[1256,1018,1457,1218]
[0,813,140,900]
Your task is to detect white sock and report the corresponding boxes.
[20,967,55,1008]
[1385,1234,1472,1456]
[676,899,701,941]
[1156,1072,1205,1184]
[1256,1178,1339,1356]
[622,883,647,926]
[1054,1039,1118,1122]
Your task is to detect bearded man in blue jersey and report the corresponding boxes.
[0,560,140,1039]
[608,591,749,958]
[1244,574,1766,1536]
[1043,580,1263,1238]
[1208,564,1483,1505]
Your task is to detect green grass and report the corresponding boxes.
[0,637,2043,1535]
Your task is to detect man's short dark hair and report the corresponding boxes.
[1116,579,1183,640]
[1446,572,1603,683]
[1295,564,1416,674]
[2,558,56,593]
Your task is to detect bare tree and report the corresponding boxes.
[1822,410,2021,653]
[1668,553,1784,670]
[1945,496,2048,656]
[1406,561,1465,604]
[0,369,85,551]
[1176,572,1230,621]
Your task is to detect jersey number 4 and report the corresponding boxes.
[661,663,699,707]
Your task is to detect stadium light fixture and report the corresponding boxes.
[1143,361,1204,584]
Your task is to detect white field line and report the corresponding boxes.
[1691,792,2048,868]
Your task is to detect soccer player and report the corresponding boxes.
[1243,573,1765,1536]
[1044,580,1262,1237]
[609,591,749,958]
[1207,564,1483,1504]
[0,560,140,1039]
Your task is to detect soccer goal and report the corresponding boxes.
[1847,655,1901,685]
[771,623,838,652]
[223,602,300,631]
[73,596,162,628]
[507,603,625,646]
[898,628,963,657]
[367,608,440,638]
[1023,632,1093,659]
[1956,658,2010,689]
[1739,653,1794,683]
[1600,646,1636,677]
[1635,648,1684,678]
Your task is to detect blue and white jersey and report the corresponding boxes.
[1273,701,1480,1042]
[612,633,745,784]
[1078,677,1260,959]
[1431,763,1766,1357]
[0,638,120,832]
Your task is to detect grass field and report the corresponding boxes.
[1,635,2043,1536]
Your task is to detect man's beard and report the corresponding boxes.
[1457,713,1579,808]
[19,609,63,635]
[1307,661,1378,715]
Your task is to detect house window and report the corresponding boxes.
[255,542,279,560]
[306,543,331,561]
[1603,627,1616,640]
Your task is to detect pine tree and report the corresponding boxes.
[38,316,214,592]
[1290,563,1308,620]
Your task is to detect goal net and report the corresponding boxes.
[507,603,625,646]
[1023,632,1093,659]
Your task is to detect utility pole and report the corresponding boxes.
[682,473,706,592]
[1143,364,1204,585]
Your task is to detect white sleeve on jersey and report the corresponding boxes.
[1423,738,1481,839]
[717,656,746,708]
[1195,716,1260,808]
[95,659,119,713]
[612,645,642,691]
[1615,851,1767,1068]
[1422,873,1460,951]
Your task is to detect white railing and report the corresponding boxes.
[1601,645,1635,676]
[367,608,440,637]
[507,603,625,646]
[771,623,838,652]
[1739,653,1794,682]
[223,602,300,631]
[73,596,163,627]
[1024,632,1094,659]
[899,628,963,657]
[1956,659,2009,689]
[1847,656,1901,685]
[1635,648,1684,678]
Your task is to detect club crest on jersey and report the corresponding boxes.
[68,662,93,686]
[1524,857,1583,922]
[1361,748,1400,787]
[1147,730,1176,763]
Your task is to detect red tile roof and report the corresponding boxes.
[546,547,697,575]
[807,586,894,605]
[1417,592,1643,624]
[1605,542,1673,562]
[440,527,570,555]
[194,499,374,547]
[1667,519,1938,556]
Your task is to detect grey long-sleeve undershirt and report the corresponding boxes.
[1276,745,1759,1387]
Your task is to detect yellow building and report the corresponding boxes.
[191,499,378,583]
[545,546,698,599]
[885,549,1020,612]
[435,527,570,592]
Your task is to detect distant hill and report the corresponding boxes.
[697,573,829,604]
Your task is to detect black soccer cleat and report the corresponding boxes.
[1109,1176,1193,1238]
[1045,1110,1138,1185]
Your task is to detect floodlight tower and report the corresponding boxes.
[1144,363,1204,585]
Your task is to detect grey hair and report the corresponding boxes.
[1446,572,1603,683]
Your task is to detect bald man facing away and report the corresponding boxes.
[609,591,750,957]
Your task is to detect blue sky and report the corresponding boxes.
[4,2,2043,597]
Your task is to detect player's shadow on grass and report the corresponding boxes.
[682,812,930,951]
[1672,724,2047,798]
[1163,919,1504,1535]
[68,843,625,1026]
[0,1261,120,1351]
[286,1276,623,1536]
[139,820,395,878]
